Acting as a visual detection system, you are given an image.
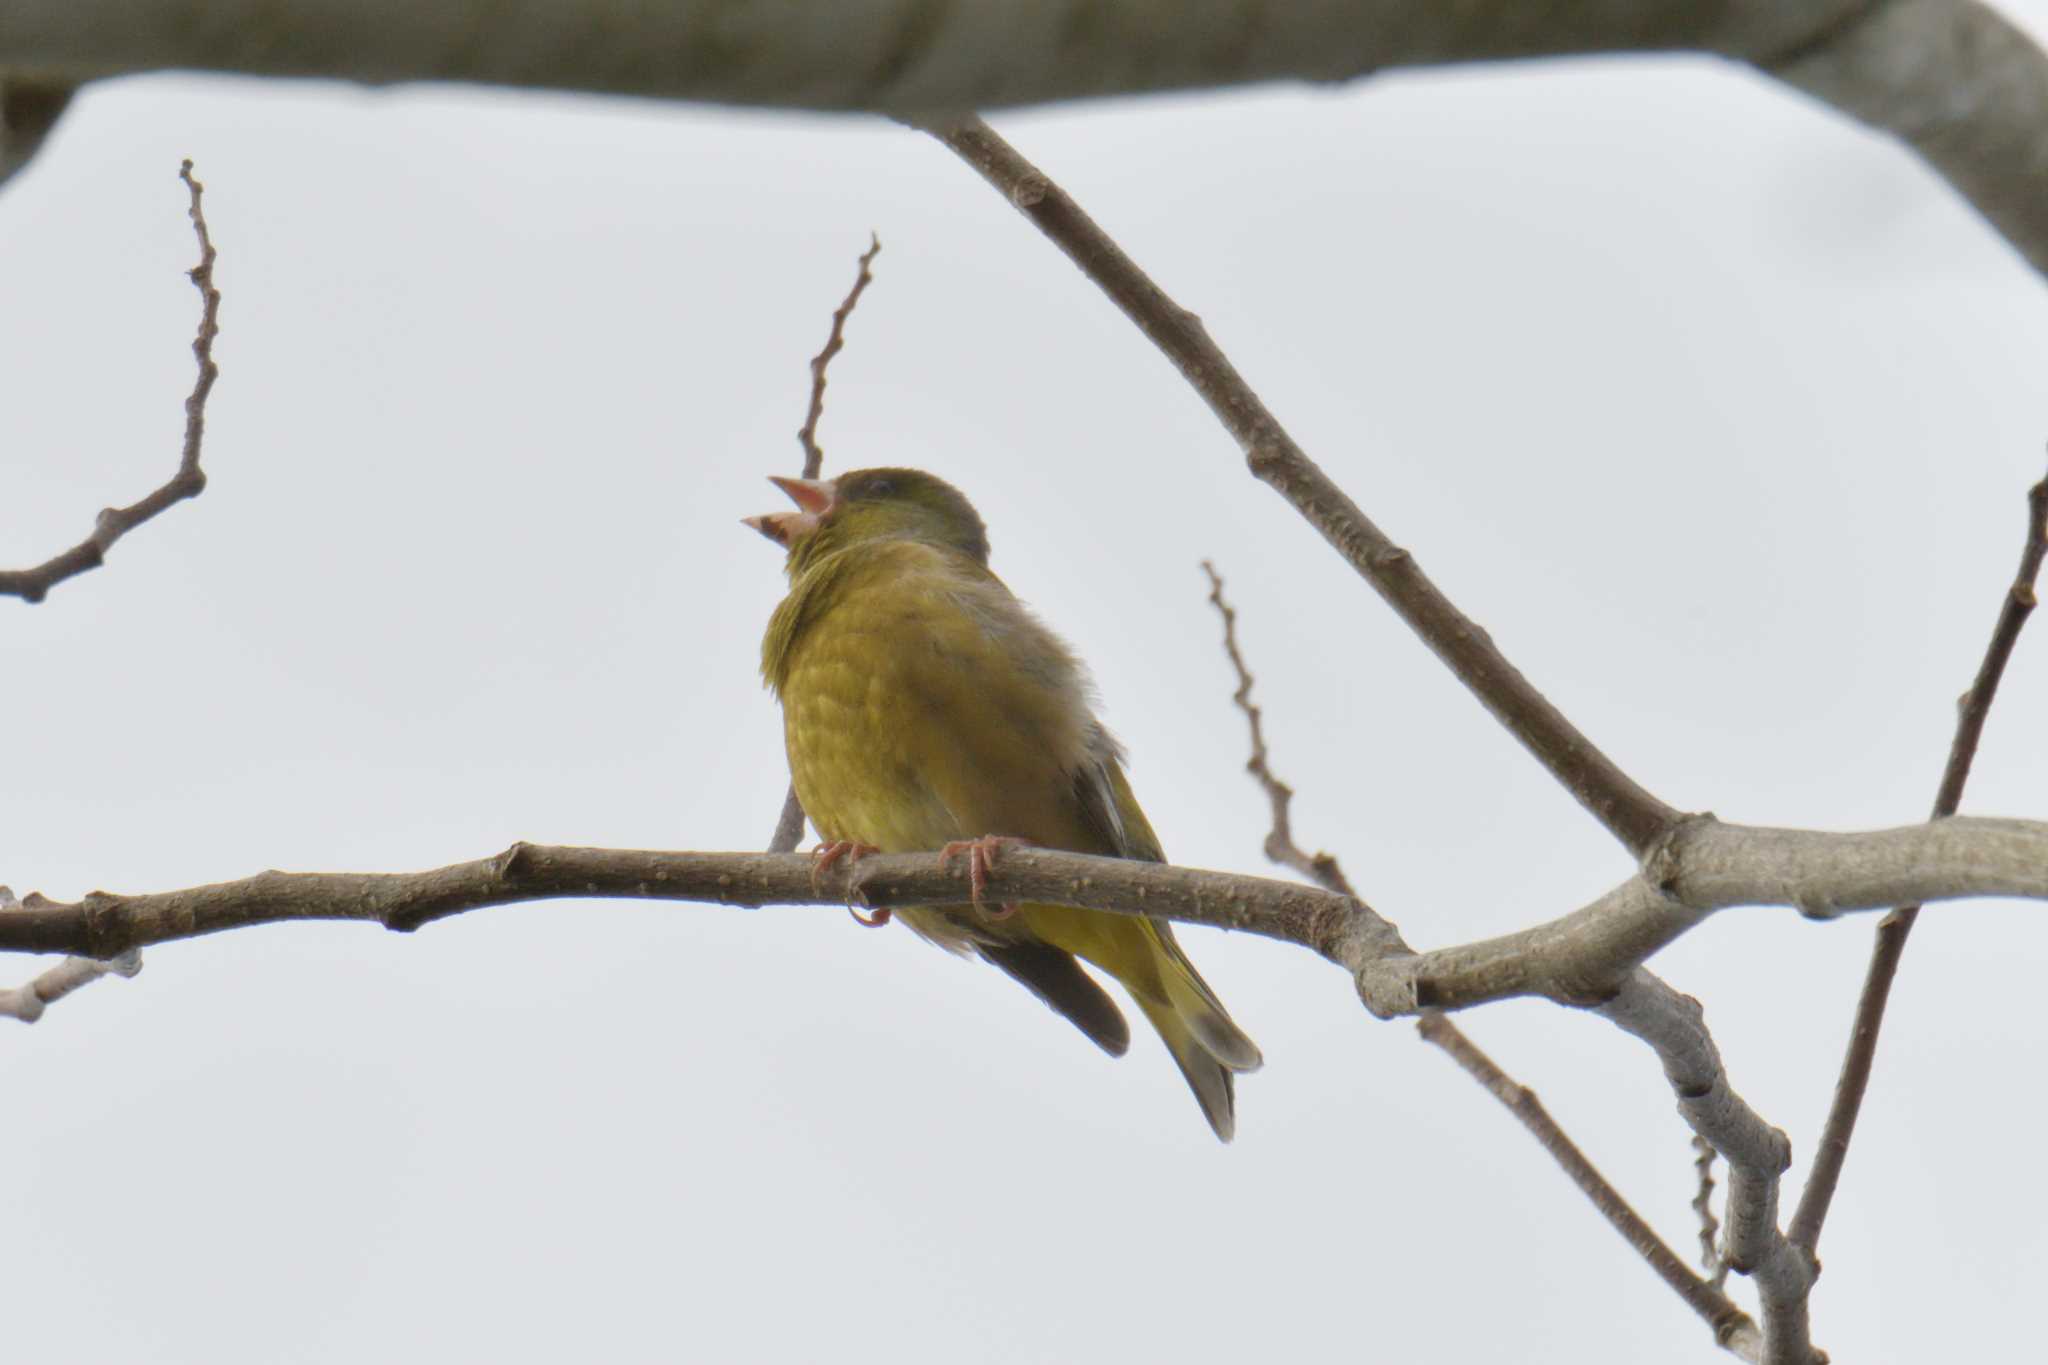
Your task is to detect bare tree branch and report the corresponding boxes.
[1598,973,1817,1365]
[0,886,142,1021]
[1771,0,2048,276]
[765,233,883,853]
[1419,1013,1761,1361]
[1199,560,1356,895]
[8,4,2048,272]
[12,815,2048,964]
[0,2,1869,110]
[766,788,810,856]
[0,72,74,185]
[926,115,1681,855]
[1204,558,1758,1357]
[0,159,220,603]
[795,232,880,481]
[1354,816,2048,1016]
[1788,468,2048,1254]
[0,951,143,1022]
[1693,1136,1730,1288]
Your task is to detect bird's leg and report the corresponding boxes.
[939,835,1034,920]
[812,840,888,928]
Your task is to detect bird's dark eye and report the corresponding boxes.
[866,477,895,498]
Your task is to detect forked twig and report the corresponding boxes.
[1201,562,1757,1358]
[1790,468,2048,1253]
[1694,1135,1729,1288]
[0,159,221,603]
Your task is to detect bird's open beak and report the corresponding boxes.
[743,475,836,547]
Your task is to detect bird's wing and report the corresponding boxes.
[973,939,1131,1057]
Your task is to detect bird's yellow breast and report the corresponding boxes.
[768,540,1099,857]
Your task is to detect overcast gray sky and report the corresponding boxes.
[7,18,2048,1363]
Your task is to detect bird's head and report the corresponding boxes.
[745,467,990,572]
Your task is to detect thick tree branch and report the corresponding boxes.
[8,4,2048,272]
[928,115,1681,855]
[0,72,73,184]
[1771,0,2048,276]
[1788,469,2048,1254]
[0,159,219,603]
[0,888,142,1022]
[1355,816,2048,1016]
[1599,973,1816,1365]
[11,815,2048,985]
[0,2,1866,112]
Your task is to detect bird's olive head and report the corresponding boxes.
[745,467,990,571]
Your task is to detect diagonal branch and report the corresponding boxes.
[1788,468,2048,1254]
[1599,972,1816,1365]
[1202,560,1757,1358]
[0,159,221,604]
[1420,1012,1760,1360]
[924,116,1680,856]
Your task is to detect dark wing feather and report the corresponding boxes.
[976,940,1131,1057]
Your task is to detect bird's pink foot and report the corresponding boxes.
[939,835,1034,919]
[812,840,888,928]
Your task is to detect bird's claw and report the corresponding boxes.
[812,840,887,927]
[939,835,1033,919]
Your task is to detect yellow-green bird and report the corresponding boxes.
[747,467,1261,1140]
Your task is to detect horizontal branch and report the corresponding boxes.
[7,3,2047,274]
[0,1,1863,113]
[1356,816,2048,1016]
[0,844,1399,963]
[7,815,2046,986]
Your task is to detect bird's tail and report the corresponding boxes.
[1134,922,1262,1143]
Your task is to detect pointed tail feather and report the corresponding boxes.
[1151,922,1263,1073]
[1137,995,1239,1142]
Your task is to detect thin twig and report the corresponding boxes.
[1694,1135,1729,1287]
[922,116,1679,857]
[1203,561,1756,1357]
[766,786,809,855]
[1789,467,2048,1253]
[1421,1015,1758,1358]
[0,159,221,603]
[768,233,883,850]
[795,232,881,480]
[1199,561,1355,896]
